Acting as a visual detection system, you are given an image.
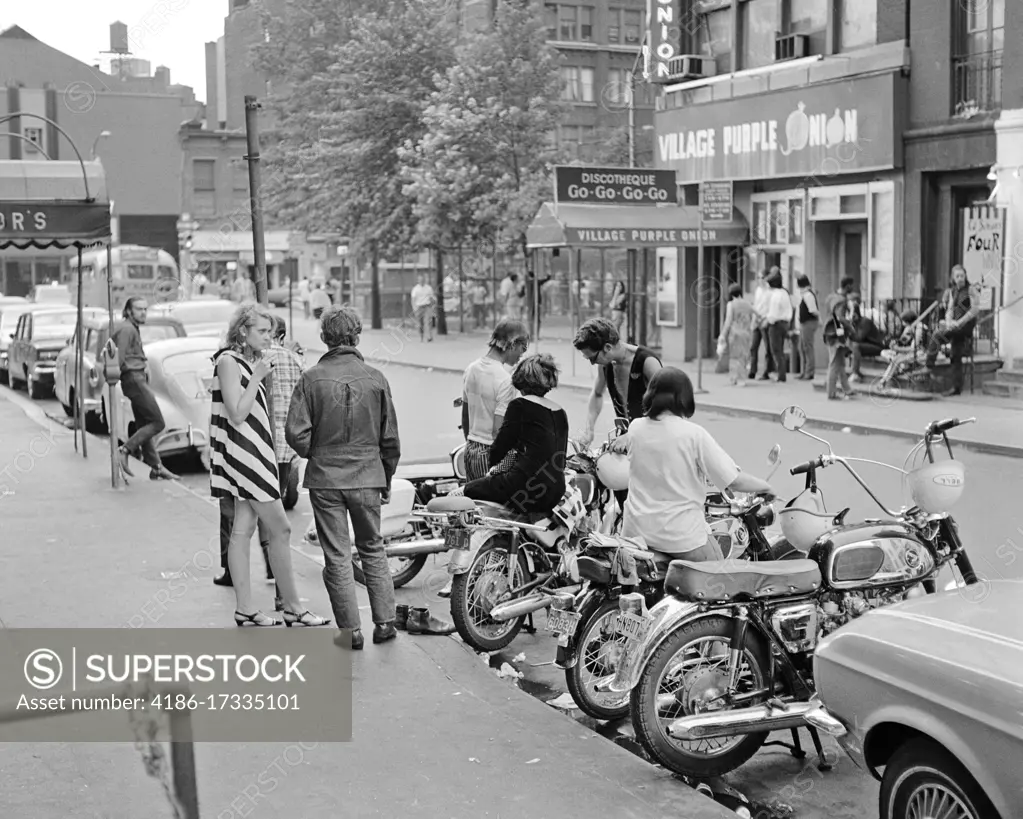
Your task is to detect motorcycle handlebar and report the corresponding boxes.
[790,457,822,476]
[926,417,977,436]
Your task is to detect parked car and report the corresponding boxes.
[147,299,237,339]
[811,580,1023,819]
[7,307,106,399]
[110,336,221,467]
[268,285,295,307]
[53,315,186,428]
[0,297,29,384]
[29,283,72,305]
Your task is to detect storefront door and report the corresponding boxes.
[839,223,867,292]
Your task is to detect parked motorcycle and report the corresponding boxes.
[608,408,979,778]
[417,431,620,653]
[549,445,795,721]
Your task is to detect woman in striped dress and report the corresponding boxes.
[210,304,330,628]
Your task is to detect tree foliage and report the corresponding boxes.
[400,1,568,262]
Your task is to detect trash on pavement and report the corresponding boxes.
[546,693,578,710]
[495,662,523,680]
[512,652,526,663]
[468,757,480,764]
[525,758,540,764]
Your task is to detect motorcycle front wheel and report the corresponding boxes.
[631,615,771,778]
[566,597,632,721]
[450,539,530,652]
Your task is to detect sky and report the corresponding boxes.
[1,1,227,103]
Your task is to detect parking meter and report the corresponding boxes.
[102,339,121,385]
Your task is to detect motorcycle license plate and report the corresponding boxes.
[616,612,652,643]
[545,609,581,636]
[444,529,470,550]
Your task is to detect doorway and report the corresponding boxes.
[839,222,867,293]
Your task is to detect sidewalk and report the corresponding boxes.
[0,392,731,819]
[279,313,1021,458]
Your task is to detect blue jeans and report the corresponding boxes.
[308,487,395,630]
[121,371,165,469]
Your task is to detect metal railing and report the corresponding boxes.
[953,51,1002,115]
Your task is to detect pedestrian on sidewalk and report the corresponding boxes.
[504,273,524,320]
[230,270,255,303]
[717,284,754,386]
[298,277,311,319]
[795,275,820,381]
[112,297,178,481]
[608,280,627,332]
[924,265,978,397]
[764,272,793,382]
[823,277,856,400]
[213,316,304,604]
[286,305,405,649]
[472,281,489,328]
[210,303,331,629]
[748,269,775,380]
[310,283,331,320]
[410,274,436,342]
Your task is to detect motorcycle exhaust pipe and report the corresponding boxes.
[384,537,447,557]
[666,700,813,741]
[490,586,584,622]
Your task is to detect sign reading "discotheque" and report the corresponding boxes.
[555,166,678,206]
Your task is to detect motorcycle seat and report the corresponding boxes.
[426,496,476,513]
[424,496,547,525]
[664,558,822,602]
[395,461,456,481]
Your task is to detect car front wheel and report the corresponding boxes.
[880,738,997,819]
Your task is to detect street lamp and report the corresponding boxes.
[91,130,111,159]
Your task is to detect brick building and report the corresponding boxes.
[0,24,194,295]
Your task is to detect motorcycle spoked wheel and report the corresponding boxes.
[631,615,771,778]
[450,540,531,653]
[351,519,433,589]
[565,597,632,721]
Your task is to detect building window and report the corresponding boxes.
[561,67,595,102]
[697,3,732,74]
[784,0,827,54]
[624,9,643,44]
[953,0,1003,114]
[559,5,577,40]
[193,159,216,217]
[606,68,632,105]
[579,6,594,41]
[545,4,558,39]
[741,0,779,69]
[553,5,595,41]
[839,0,876,51]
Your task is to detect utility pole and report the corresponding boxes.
[244,95,275,446]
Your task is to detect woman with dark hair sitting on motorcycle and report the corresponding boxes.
[618,367,773,558]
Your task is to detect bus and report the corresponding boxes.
[68,245,180,312]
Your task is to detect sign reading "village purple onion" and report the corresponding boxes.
[554,166,678,206]
[655,73,903,183]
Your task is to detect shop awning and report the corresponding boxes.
[0,159,110,249]
[525,202,748,249]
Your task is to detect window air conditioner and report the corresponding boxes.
[662,55,716,84]
[775,33,810,62]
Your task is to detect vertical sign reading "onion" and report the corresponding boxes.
[646,0,679,81]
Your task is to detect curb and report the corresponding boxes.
[360,356,1023,460]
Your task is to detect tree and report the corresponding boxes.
[255,0,456,328]
[400,0,568,325]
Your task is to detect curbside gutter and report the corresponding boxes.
[359,355,1023,460]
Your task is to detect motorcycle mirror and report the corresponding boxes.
[780,406,807,432]
[452,397,463,408]
[614,418,629,433]
[766,444,781,465]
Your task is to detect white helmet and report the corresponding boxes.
[778,491,835,552]
[595,450,629,491]
[907,460,965,514]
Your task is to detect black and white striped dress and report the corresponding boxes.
[209,349,280,502]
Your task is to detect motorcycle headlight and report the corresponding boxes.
[756,503,776,528]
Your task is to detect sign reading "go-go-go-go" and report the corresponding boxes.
[554,166,678,206]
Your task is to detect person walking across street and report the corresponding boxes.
[230,270,255,303]
[748,268,775,380]
[210,303,330,629]
[112,297,178,481]
[717,284,755,386]
[823,277,856,400]
[310,283,331,320]
[286,306,410,649]
[795,275,820,380]
[410,274,436,342]
[924,265,978,397]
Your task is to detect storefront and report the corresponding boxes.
[656,71,908,370]
[526,202,747,356]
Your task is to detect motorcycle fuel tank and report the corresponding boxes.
[809,521,936,590]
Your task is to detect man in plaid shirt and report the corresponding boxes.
[214,316,304,606]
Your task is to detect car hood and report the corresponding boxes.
[32,336,72,350]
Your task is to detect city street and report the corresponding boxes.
[8,332,1021,818]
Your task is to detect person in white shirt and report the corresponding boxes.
[461,320,530,481]
[621,367,773,556]
[410,274,436,342]
[310,283,332,319]
[748,269,774,380]
[764,272,795,382]
[298,278,311,319]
